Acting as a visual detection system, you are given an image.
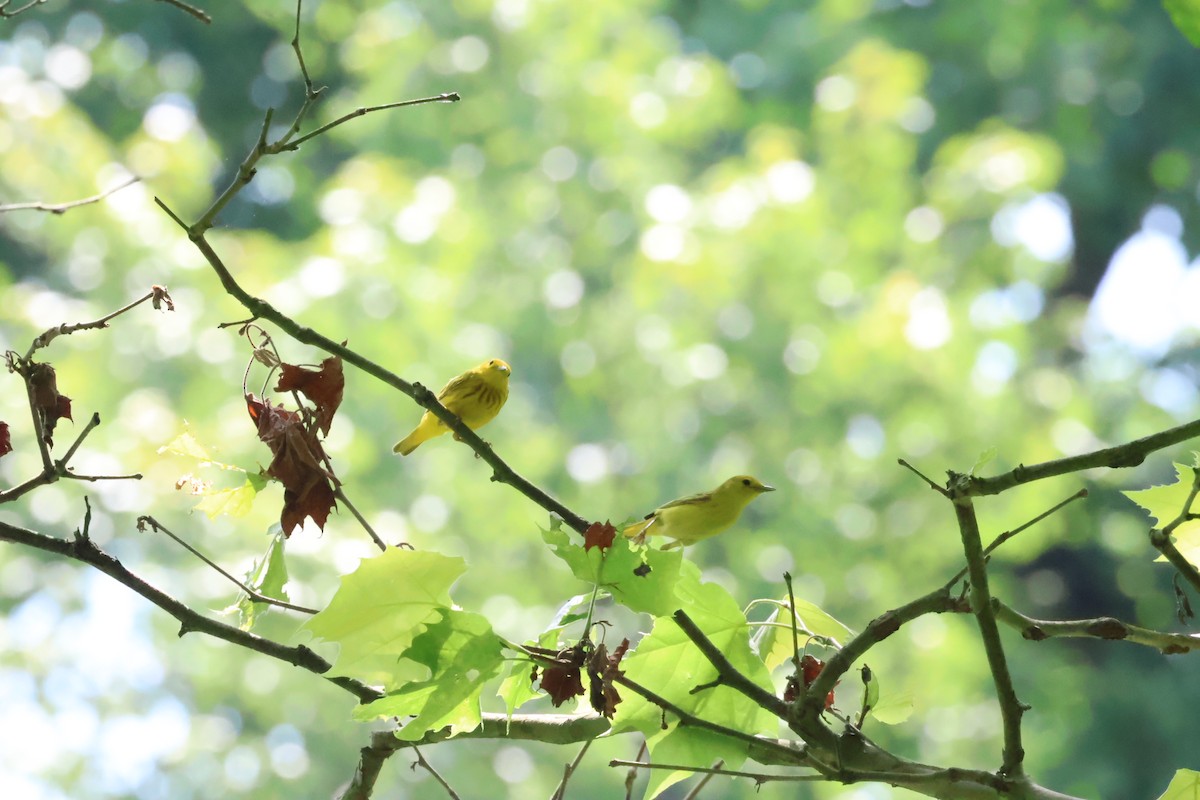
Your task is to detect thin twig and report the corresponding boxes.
[549,739,593,800]
[57,412,102,466]
[411,747,462,800]
[897,458,949,496]
[610,759,812,785]
[610,672,806,767]
[624,739,646,800]
[331,487,389,552]
[285,94,460,151]
[0,0,49,19]
[682,759,726,800]
[137,516,318,615]
[0,175,139,214]
[0,517,379,702]
[153,0,210,23]
[24,287,171,360]
[946,488,1089,586]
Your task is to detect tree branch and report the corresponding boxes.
[994,600,1200,654]
[335,736,394,800]
[0,518,379,703]
[0,175,140,214]
[949,477,1025,778]
[968,417,1200,496]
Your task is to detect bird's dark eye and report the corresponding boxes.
[742,478,751,486]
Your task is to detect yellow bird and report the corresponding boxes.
[393,359,511,456]
[623,475,775,548]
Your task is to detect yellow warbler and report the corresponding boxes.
[393,359,511,456]
[623,475,775,548]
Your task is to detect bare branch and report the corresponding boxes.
[0,518,379,703]
[411,747,462,800]
[968,417,1200,496]
[994,601,1200,654]
[0,175,140,214]
[153,0,210,23]
[0,0,49,19]
[609,759,813,785]
[335,737,394,800]
[549,740,593,800]
[137,516,319,615]
[285,93,461,151]
[949,479,1025,778]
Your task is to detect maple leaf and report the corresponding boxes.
[275,356,344,436]
[587,638,629,718]
[246,394,336,536]
[583,521,617,551]
[27,362,72,447]
[0,421,10,457]
[536,643,587,707]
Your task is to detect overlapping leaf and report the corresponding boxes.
[302,549,468,689]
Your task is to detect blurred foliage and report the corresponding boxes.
[2,0,1200,798]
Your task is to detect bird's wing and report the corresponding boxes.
[437,371,479,399]
[656,491,713,511]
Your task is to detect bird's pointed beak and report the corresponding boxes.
[761,484,776,492]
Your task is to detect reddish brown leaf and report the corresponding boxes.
[27,362,72,447]
[274,356,344,436]
[583,521,617,551]
[246,394,336,536]
[587,638,630,719]
[800,654,836,710]
[0,421,11,457]
[538,643,587,707]
[540,663,585,707]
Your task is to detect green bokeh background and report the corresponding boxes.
[3,0,1200,798]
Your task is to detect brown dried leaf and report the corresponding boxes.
[275,356,344,436]
[587,638,629,718]
[0,421,10,457]
[28,362,72,447]
[538,643,587,707]
[246,394,336,536]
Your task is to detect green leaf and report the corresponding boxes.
[611,574,776,789]
[227,531,291,631]
[1165,0,1200,47]
[642,726,750,800]
[1124,463,1195,526]
[1156,768,1200,800]
[498,657,541,718]
[355,608,504,741]
[195,475,263,519]
[302,549,467,687]
[752,597,854,672]
[871,687,915,725]
[861,665,879,714]
[1124,464,1200,569]
[158,429,246,471]
[158,431,213,461]
[540,522,684,616]
[970,445,997,476]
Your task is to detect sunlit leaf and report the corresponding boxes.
[1165,0,1200,47]
[354,609,504,741]
[302,549,467,688]
[753,597,854,672]
[1155,768,1200,800]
